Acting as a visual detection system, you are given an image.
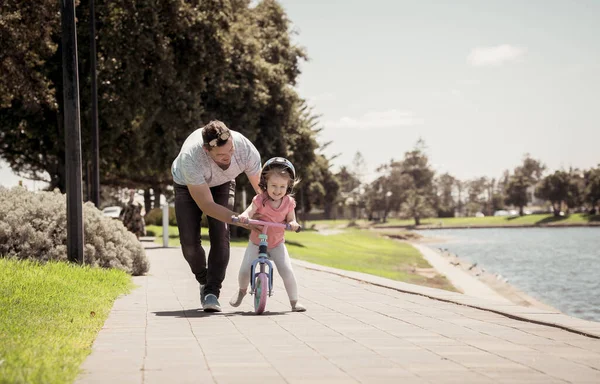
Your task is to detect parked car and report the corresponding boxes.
[102,206,122,219]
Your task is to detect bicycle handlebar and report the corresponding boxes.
[231,216,302,233]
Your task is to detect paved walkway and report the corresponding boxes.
[76,245,600,384]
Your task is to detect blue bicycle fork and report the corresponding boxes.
[250,233,274,295]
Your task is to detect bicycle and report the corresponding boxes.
[231,216,301,314]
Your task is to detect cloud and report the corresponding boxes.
[324,109,423,130]
[467,44,526,67]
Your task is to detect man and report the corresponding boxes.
[171,120,262,312]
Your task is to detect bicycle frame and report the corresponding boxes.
[251,230,275,296]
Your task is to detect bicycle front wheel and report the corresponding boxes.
[254,273,268,314]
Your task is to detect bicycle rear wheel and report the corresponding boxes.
[254,273,268,314]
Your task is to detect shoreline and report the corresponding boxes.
[410,240,559,312]
[369,228,559,310]
[316,224,565,313]
[375,222,600,230]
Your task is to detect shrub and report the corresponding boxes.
[0,187,149,275]
[145,207,178,226]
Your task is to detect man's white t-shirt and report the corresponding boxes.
[171,128,261,187]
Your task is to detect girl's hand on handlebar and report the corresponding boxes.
[288,220,301,232]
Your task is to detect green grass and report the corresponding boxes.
[283,229,456,291]
[0,258,132,384]
[342,213,599,228]
[146,225,249,247]
[146,225,455,291]
[146,224,180,238]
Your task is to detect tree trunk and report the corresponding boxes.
[51,159,67,193]
[300,188,307,228]
[457,184,463,217]
[553,202,561,217]
[519,205,524,216]
[53,111,67,193]
[144,188,152,214]
[324,201,333,219]
[414,216,420,226]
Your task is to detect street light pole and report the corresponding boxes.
[385,191,393,222]
[90,0,100,207]
[61,0,84,264]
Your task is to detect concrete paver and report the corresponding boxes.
[76,245,600,384]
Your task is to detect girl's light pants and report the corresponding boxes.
[238,242,298,301]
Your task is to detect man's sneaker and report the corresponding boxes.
[203,294,222,312]
[229,289,247,307]
[199,284,206,307]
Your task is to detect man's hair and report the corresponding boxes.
[202,120,231,149]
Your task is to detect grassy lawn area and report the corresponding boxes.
[379,213,599,227]
[145,225,455,291]
[284,229,455,291]
[0,258,132,384]
[146,225,249,247]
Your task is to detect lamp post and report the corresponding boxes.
[60,0,84,264]
[90,0,100,206]
[385,191,392,222]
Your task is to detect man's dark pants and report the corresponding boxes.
[174,181,235,298]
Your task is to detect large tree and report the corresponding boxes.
[435,173,456,218]
[370,140,435,225]
[504,154,545,216]
[465,177,487,216]
[504,174,529,216]
[0,0,318,199]
[399,140,436,225]
[296,153,339,221]
[584,166,600,213]
[535,170,583,216]
[0,0,64,188]
[337,166,360,195]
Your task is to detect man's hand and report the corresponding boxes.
[235,214,263,234]
[237,214,250,225]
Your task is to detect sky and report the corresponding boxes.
[278,0,600,181]
[0,161,45,190]
[1,0,599,189]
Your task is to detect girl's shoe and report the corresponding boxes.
[229,289,247,307]
[291,300,306,312]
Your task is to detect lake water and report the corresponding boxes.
[418,227,600,322]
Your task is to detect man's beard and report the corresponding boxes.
[216,161,230,170]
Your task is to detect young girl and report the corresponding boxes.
[230,157,306,312]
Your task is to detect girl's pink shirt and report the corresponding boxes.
[249,193,296,248]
